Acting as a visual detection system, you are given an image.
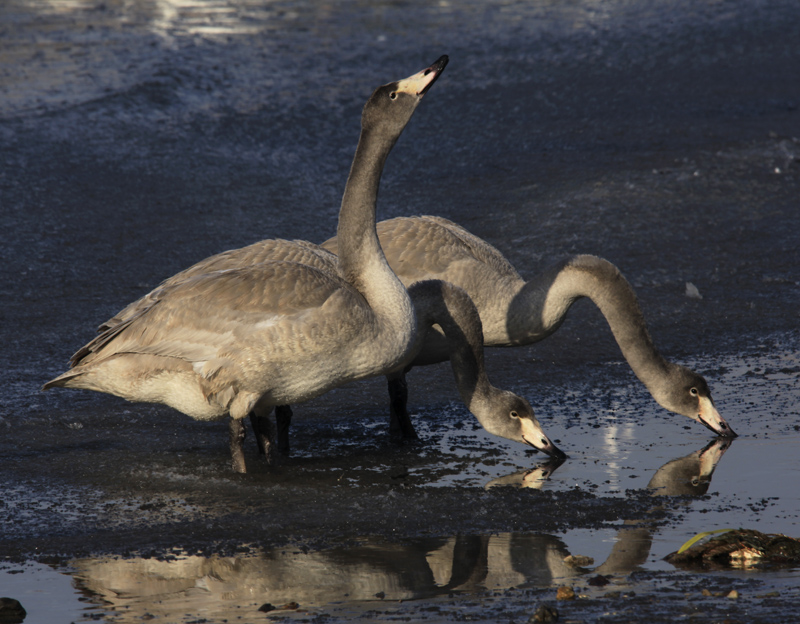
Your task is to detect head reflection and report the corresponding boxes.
[646,438,731,496]
[484,456,567,490]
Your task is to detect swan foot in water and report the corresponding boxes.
[249,411,278,465]
[388,372,419,441]
[230,417,248,474]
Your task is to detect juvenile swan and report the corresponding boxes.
[63,184,564,460]
[44,57,449,473]
[395,280,565,459]
[322,216,737,439]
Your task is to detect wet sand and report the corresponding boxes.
[1,0,799,622]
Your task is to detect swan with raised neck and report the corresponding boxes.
[42,56,451,473]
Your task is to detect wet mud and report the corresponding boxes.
[1,0,799,622]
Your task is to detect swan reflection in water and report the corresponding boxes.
[484,455,567,489]
[69,440,731,620]
[595,437,731,575]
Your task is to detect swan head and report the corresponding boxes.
[647,438,732,496]
[658,364,737,438]
[477,390,567,460]
[361,55,448,138]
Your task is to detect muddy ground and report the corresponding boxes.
[1,0,799,622]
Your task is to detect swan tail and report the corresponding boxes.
[42,369,87,391]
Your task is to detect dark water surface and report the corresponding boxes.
[1,0,799,622]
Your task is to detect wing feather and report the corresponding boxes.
[99,239,339,332]
[74,262,364,374]
[322,216,522,282]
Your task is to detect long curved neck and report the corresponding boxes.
[408,281,493,418]
[336,126,397,294]
[511,255,672,397]
[335,122,414,366]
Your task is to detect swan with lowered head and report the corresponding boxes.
[322,215,736,439]
[94,234,565,462]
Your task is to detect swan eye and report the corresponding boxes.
[510,410,519,419]
[389,91,397,100]
[690,387,698,397]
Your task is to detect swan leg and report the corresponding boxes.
[275,405,293,455]
[229,417,248,474]
[249,409,277,466]
[387,371,418,440]
[443,535,488,590]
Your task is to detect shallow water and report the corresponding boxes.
[2,344,799,623]
[1,0,799,622]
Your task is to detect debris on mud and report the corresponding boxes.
[666,529,800,570]
[556,586,576,601]
[530,604,559,622]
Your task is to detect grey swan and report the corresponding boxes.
[101,233,565,461]
[43,57,443,473]
[44,58,564,470]
[321,215,737,439]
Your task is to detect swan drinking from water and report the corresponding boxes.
[322,215,736,439]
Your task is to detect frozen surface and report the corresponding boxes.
[1,0,799,622]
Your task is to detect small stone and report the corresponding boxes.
[529,604,559,622]
[556,586,575,601]
[685,282,703,299]
[281,602,299,610]
[701,589,713,596]
[563,554,594,567]
[0,598,26,624]
[258,603,275,613]
[727,590,740,599]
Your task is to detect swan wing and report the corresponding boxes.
[76,262,364,375]
[99,239,339,332]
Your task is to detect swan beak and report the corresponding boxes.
[396,55,449,98]
[520,418,568,460]
[527,455,567,481]
[697,396,738,438]
[697,438,732,480]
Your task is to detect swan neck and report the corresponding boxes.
[452,346,492,418]
[411,281,493,419]
[336,127,395,287]
[514,256,670,392]
[334,121,414,369]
